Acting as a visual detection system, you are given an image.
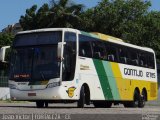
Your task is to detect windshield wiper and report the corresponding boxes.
[40,72,46,80]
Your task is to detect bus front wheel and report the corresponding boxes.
[93,101,112,108]
[77,86,85,108]
[36,101,44,108]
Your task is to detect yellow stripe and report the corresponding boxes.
[111,63,131,100]
[91,32,123,42]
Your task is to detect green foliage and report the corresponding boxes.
[87,0,151,37]
[0,33,14,46]
[20,0,84,30]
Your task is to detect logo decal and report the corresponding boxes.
[67,87,76,98]
[80,65,90,70]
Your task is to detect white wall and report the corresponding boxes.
[0,88,10,100]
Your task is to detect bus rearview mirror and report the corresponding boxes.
[0,46,10,63]
[57,42,66,61]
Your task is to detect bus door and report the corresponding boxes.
[62,32,77,81]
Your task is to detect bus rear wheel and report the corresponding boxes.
[124,90,139,108]
[138,90,146,108]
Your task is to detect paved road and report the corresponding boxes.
[0,102,159,120]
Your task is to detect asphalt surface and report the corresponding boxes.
[0,102,159,120]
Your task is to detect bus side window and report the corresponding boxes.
[106,44,118,62]
[119,48,126,64]
[139,53,147,67]
[79,35,92,58]
[92,41,106,60]
[130,49,139,66]
[147,53,155,69]
[108,54,114,61]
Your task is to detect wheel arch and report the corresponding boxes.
[133,87,140,100]
[79,83,90,104]
[135,87,140,94]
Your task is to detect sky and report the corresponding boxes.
[0,0,159,31]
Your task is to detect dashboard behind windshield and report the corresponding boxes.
[10,31,62,81]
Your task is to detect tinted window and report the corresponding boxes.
[14,31,62,47]
[105,43,118,62]
[10,46,60,81]
[79,35,92,58]
[139,52,147,67]
[147,53,155,69]
[129,49,139,66]
[78,34,155,69]
[92,41,106,60]
[119,47,128,64]
[118,46,133,64]
[62,32,76,81]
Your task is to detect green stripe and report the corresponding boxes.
[102,61,120,100]
[93,59,113,100]
[80,31,99,39]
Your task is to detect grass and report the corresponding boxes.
[0,99,28,103]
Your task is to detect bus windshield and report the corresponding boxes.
[10,31,62,81]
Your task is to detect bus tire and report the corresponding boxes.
[36,101,44,108]
[93,101,112,108]
[77,86,85,108]
[93,102,103,108]
[124,90,139,108]
[138,90,146,108]
[106,102,112,108]
[45,102,48,108]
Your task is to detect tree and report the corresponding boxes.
[0,33,14,46]
[140,11,160,62]
[20,5,38,30]
[20,0,84,30]
[86,0,151,37]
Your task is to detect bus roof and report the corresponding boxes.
[17,28,154,53]
[17,28,78,34]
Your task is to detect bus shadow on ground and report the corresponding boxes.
[0,104,126,109]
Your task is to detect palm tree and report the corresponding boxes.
[19,0,84,30]
[19,5,38,30]
[49,0,84,28]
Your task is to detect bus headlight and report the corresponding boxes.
[9,84,17,89]
[46,82,60,88]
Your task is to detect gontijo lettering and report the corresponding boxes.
[124,68,143,77]
[124,68,155,78]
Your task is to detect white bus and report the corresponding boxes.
[9,28,158,108]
